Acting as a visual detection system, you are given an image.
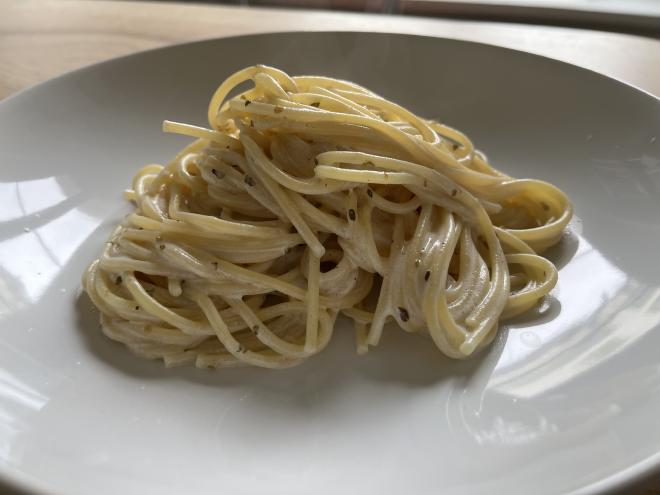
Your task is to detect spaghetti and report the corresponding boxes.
[82,65,572,369]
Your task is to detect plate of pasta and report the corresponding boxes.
[0,31,659,495]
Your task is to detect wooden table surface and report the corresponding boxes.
[0,0,659,101]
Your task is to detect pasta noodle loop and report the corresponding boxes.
[82,65,573,368]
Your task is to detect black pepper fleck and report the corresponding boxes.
[314,158,319,166]
[451,189,457,197]
[348,209,356,221]
[212,168,224,179]
[244,175,256,187]
[159,244,165,250]
[135,306,140,310]
[116,276,122,284]
[424,271,431,281]
[398,307,410,322]
[250,120,254,127]
[310,101,321,108]
[367,189,373,198]
[244,100,251,107]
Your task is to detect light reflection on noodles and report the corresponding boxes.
[82,65,572,369]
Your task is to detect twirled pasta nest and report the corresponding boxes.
[83,65,572,369]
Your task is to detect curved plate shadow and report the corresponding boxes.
[75,293,504,392]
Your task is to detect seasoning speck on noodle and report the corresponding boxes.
[82,65,572,369]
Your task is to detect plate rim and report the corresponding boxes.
[1,30,658,111]
[0,29,659,495]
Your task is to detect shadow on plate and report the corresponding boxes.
[74,292,506,392]
[73,226,573,393]
[543,225,580,271]
[504,295,562,329]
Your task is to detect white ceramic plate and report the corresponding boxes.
[1,32,659,495]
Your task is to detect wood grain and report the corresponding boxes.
[0,0,659,101]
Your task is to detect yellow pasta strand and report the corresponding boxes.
[82,65,572,369]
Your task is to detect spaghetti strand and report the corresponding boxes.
[82,65,572,368]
